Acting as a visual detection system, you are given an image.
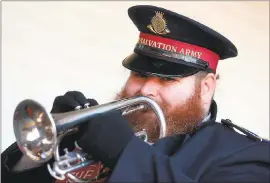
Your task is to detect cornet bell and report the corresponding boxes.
[13,96,166,182]
[13,99,57,163]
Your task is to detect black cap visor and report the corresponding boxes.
[122,53,200,78]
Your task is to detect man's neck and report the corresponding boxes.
[202,112,211,123]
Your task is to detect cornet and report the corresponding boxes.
[13,96,166,182]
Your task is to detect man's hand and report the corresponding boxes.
[51,91,98,113]
[51,91,135,170]
[50,91,99,153]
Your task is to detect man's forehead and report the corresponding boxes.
[130,71,187,80]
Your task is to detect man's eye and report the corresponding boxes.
[160,77,176,81]
[134,73,148,78]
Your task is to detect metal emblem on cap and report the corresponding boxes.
[147,11,170,35]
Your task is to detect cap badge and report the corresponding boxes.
[147,11,170,35]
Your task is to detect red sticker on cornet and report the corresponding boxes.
[54,146,109,183]
[54,161,108,183]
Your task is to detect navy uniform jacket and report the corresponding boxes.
[2,101,270,183]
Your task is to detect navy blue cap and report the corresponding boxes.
[122,5,238,77]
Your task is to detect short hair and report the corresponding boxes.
[195,71,219,82]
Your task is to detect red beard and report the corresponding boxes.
[115,82,205,142]
[55,81,205,183]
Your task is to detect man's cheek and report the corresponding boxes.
[125,87,141,97]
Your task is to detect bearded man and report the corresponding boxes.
[2,5,270,183]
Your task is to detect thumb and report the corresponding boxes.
[87,99,99,107]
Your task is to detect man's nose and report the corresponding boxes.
[140,77,161,98]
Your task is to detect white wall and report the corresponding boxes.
[2,1,269,152]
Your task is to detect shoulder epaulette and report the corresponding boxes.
[221,119,269,142]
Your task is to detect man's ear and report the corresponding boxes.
[216,73,220,80]
[200,73,216,103]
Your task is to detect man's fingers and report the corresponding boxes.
[51,95,80,113]
[87,99,99,107]
[64,91,89,108]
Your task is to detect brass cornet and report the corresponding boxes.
[13,96,166,182]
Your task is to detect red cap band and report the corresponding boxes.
[138,32,220,71]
